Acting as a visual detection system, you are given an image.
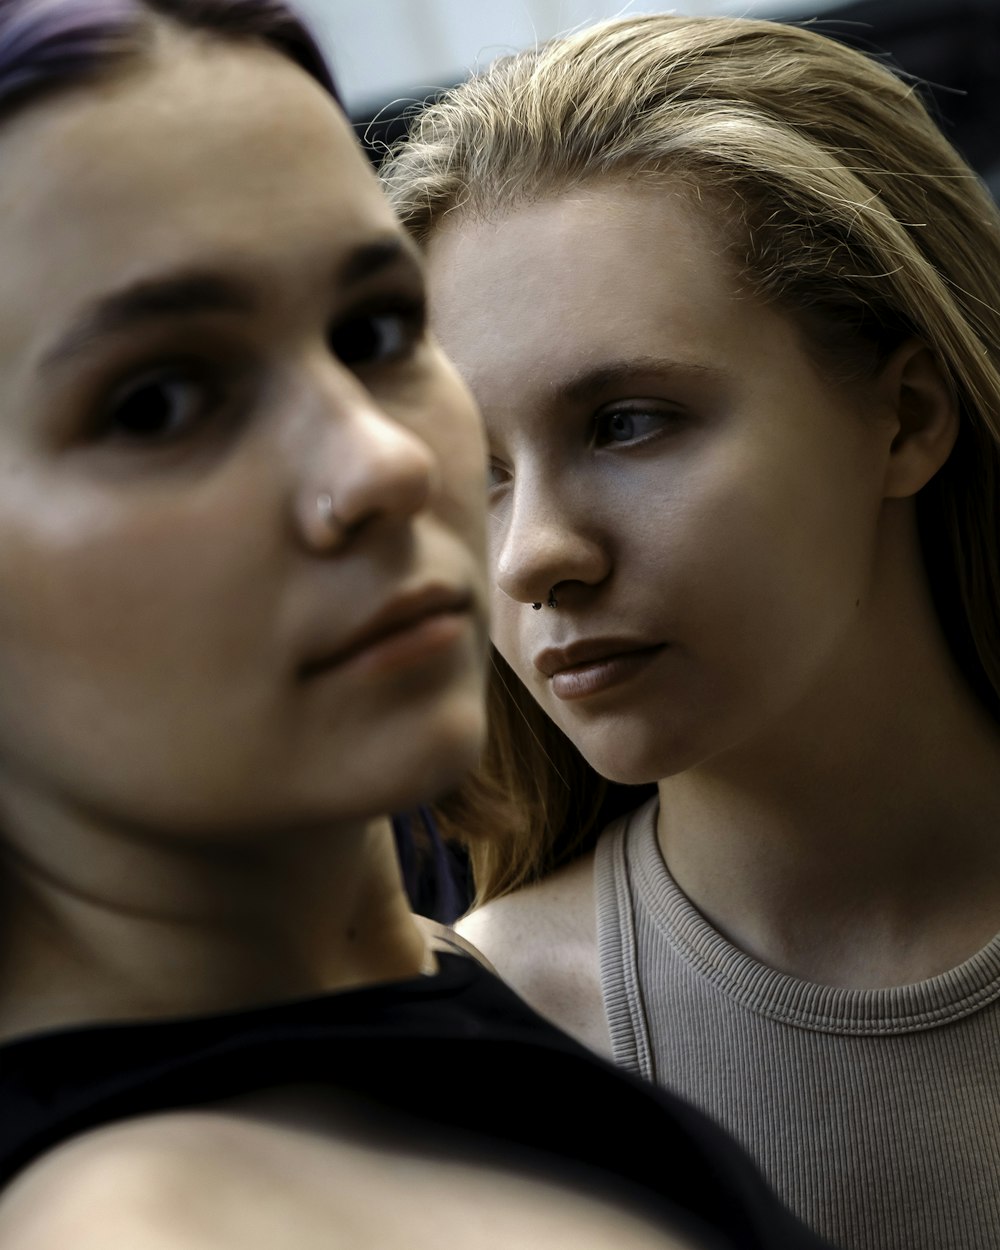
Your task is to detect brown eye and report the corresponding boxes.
[102,371,208,442]
[328,305,424,368]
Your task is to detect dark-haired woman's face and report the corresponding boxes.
[427,183,900,784]
[0,33,488,842]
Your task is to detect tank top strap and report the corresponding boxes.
[595,799,659,1080]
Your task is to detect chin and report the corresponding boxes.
[366,698,487,815]
[576,727,710,788]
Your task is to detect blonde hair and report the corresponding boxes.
[381,14,1000,905]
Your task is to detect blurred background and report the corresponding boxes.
[302,0,1000,195]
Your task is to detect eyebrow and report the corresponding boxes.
[39,271,256,371]
[39,237,418,373]
[559,356,726,404]
[338,236,418,287]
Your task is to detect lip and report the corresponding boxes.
[299,585,474,680]
[534,638,667,702]
[534,637,666,678]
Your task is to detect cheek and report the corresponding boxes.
[675,440,879,678]
[0,478,284,820]
[0,483,267,709]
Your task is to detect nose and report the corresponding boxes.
[493,470,610,607]
[295,373,437,554]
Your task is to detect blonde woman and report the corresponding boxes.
[382,15,1000,1250]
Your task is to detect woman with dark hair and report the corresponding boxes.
[0,3,839,1247]
[383,13,1000,1249]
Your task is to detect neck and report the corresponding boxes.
[0,800,430,1041]
[657,587,1000,989]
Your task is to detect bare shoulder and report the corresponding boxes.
[456,848,610,1056]
[457,848,598,955]
[0,1105,702,1250]
[0,1115,259,1250]
[0,1109,411,1250]
[0,1111,386,1250]
[413,913,500,973]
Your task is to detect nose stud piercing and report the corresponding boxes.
[531,588,559,610]
[315,491,346,548]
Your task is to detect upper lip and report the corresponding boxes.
[534,637,665,678]
[299,584,473,678]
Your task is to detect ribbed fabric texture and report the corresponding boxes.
[596,798,1000,1250]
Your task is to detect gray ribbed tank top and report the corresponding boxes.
[595,797,1000,1250]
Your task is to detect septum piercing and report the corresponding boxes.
[531,588,558,610]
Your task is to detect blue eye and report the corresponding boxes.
[102,370,209,442]
[593,406,679,447]
[329,303,425,368]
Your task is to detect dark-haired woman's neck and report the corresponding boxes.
[0,811,429,1042]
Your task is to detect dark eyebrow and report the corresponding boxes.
[560,356,725,404]
[39,237,420,374]
[40,271,257,372]
[337,236,420,287]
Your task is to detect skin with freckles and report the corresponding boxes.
[430,182,930,790]
[432,182,1000,1006]
[431,186,898,786]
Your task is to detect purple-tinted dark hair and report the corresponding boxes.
[0,0,341,121]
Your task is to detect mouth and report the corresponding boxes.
[535,640,667,701]
[299,586,475,681]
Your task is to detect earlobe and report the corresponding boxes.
[880,339,959,499]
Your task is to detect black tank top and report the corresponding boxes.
[0,953,835,1250]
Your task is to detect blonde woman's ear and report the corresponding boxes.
[881,339,960,499]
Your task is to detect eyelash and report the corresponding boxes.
[86,296,428,451]
[328,297,427,370]
[591,404,682,448]
[94,360,229,447]
[486,402,683,492]
[486,458,509,491]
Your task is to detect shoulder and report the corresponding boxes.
[413,914,501,973]
[458,847,598,955]
[0,1106,707,1250]
[0,1114,252,1249]
[0,1108,398,1250]
[456,848,611,1056]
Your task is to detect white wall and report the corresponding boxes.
[300,0,839,115]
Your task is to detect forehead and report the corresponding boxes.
[0,30,400,362]
[425,182,745,408]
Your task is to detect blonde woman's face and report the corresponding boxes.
[426,182,898,783]
[0,34,489,840]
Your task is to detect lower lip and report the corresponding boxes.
[550,645,666,701]
[345,610,470,678]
